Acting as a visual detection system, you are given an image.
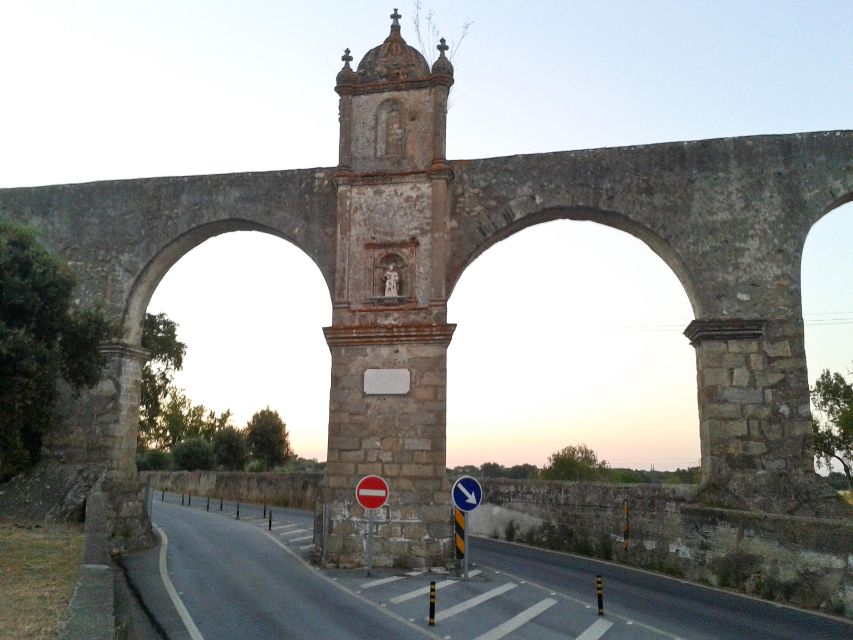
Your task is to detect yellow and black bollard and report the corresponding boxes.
[596,575,604,615]
[428,581,436,626]
[454,508,465,558]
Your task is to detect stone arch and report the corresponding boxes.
[122,218,333,345]
[449,202,702,319]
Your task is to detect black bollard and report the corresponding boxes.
[161,490,165,502]
[268,511,272,531]
[219,497,223,511]
[188,493,192,506]
[428,581,436,626]
[206,496,210,511]
[596,575,604,615]
[181,493,185,506]
[263,503,266,518]
[236,502,240,520]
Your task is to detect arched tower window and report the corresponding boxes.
[376,99,404,158]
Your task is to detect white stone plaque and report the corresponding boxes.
[364,368,411,395]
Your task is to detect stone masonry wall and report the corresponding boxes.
[140,471,321,510]
[473,478,853,617]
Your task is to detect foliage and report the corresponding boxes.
[136,448,172,471]
[279,456,325,474]
[539,444,610,481]
[171,437,215,471]
[212,427,248,471]
[476,462,539,479]
[145,388,233,451]
[411,1,472,65]
[138,313,186,448]
[246,408,292,469]
[811,366,853,490]
[0,221,113,480]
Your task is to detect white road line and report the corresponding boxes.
[473,598,557,640]
[388,570,482,604]
[575,618,614,640]
[362,576,405,589]
[434,583,517,622]
[279,528,311,537]
[406,570,425,576]
[153,525,205,640]
[270,523,299,531]
[290,534,313,542]
[298,544,315,551]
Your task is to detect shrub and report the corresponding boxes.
[136,449,172,471]
[213,427,248,470]
[172,437,214,471]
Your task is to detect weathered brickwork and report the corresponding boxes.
[0,13,850,562]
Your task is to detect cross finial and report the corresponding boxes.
[437,37,449,57]
[390,8,401,27]
[341,48,353,64]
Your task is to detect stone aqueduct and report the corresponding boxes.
[1,14,851,566]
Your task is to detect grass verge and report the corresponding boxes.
[0,522,84,639]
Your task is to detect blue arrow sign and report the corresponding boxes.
[452,476,483,512]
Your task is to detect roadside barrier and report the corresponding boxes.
[428,581,436,626]
[596,575,604,615]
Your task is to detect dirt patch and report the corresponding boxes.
[0,522,84,639]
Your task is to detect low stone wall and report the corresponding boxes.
[140,471,322,511]
[472,478,853,617]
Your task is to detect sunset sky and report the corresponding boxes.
[1,1,851,469]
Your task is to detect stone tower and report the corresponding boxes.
[319,10,456,566]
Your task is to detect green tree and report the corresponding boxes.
[540,444,610,481]
[136,448,172,471]
[811,367,853,490]
[479,462,504,478]
[148,388,232,450]
[172,437,215,471]
[0,222,113,480]
[246,408,293,470]
[138,312,186,448]
[213,427,248,470]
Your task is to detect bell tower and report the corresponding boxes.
[320,9,456,567]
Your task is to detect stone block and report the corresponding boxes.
[721,420,749,437]
[765,340,792,357]
[703,403,742,419]
[404,438,431,450]
[702,367,730,387]
[755,372,785,387]
[722,387,764,404]
[748,353,766,371]
[329,436,360,450]
[772,358,804,371]
[727,340,759,353]
[732,368,750,387]
[401,464,435,477]
[357,462,383,475]
[742,441,768,455]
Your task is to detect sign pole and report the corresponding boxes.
[463,511,469,580]
[367,509,374,577]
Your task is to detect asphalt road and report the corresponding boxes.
[471,536,852,640]
[126,495,852,640]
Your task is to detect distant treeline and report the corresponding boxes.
[448,462,701,485]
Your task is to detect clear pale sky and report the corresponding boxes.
[1,1,851,469]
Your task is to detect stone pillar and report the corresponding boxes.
[320,325,454,568]
[685,319,847,516]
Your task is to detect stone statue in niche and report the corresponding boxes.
[383,264,400,297]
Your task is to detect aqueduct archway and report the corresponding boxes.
[0,14,850,563]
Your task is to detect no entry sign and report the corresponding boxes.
[355,475,389,510]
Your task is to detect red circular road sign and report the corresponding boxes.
[355,475,389,510]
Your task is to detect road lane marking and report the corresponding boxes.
[575,618,614,640]
[434,582,517,622]
[362,576,405,588]
[473,597,557,640]
[260,530,441,639]
[153,525,205,640]
[298,544,314,550]
[279,527,311,537]
[271,523,299,531]
[388,570,482,604]
[290,534,313,542]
